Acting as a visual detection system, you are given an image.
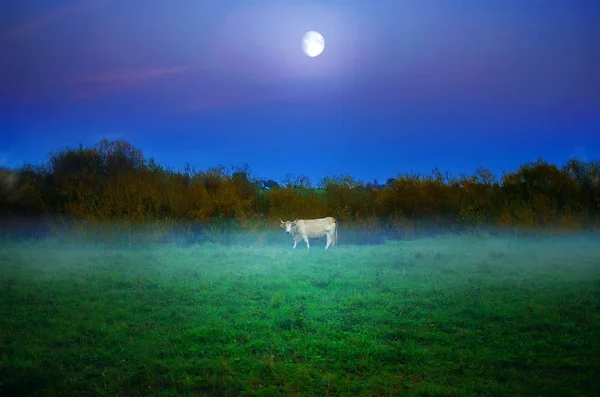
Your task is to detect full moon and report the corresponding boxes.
[302,31,325,57]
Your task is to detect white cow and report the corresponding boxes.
[279,217,338,250]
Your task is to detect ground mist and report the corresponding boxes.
[1,227,600,396]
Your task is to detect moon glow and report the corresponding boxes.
[302,31,325,57]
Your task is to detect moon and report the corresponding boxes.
[302,31,325,57]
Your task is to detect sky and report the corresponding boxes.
[1,0,599,184]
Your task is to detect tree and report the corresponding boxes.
[96,139,145,177]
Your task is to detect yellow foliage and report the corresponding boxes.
[2,141,599,236]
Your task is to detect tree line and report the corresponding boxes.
[1,139,599,243]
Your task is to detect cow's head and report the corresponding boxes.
[279,218,298,234]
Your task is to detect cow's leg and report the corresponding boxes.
[292,240,297,249]
[304,236,310,250]
[325,234,331,249]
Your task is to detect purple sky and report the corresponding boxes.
[1,0,599,184]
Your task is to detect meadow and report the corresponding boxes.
[1,231,600,396]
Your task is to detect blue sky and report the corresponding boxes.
[1,0,599,184]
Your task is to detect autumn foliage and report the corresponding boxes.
[1,139,599,243]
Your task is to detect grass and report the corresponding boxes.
[1,232,600,396]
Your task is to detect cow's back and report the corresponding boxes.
[299,217,336,238]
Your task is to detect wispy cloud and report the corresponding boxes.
[0,0,107,40]
[64,67,190,85]
[62,66,190,100]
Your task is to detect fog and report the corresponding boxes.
[2,219,599,396]
[2,218,600,278]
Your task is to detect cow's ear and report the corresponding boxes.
[280,223,285,228]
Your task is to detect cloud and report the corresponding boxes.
[62,66,190,100]
[0,0,107,40]
[63,67,190,85]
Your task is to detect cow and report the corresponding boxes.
[279,217,338,250]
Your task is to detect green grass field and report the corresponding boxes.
[1,232,600,396]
